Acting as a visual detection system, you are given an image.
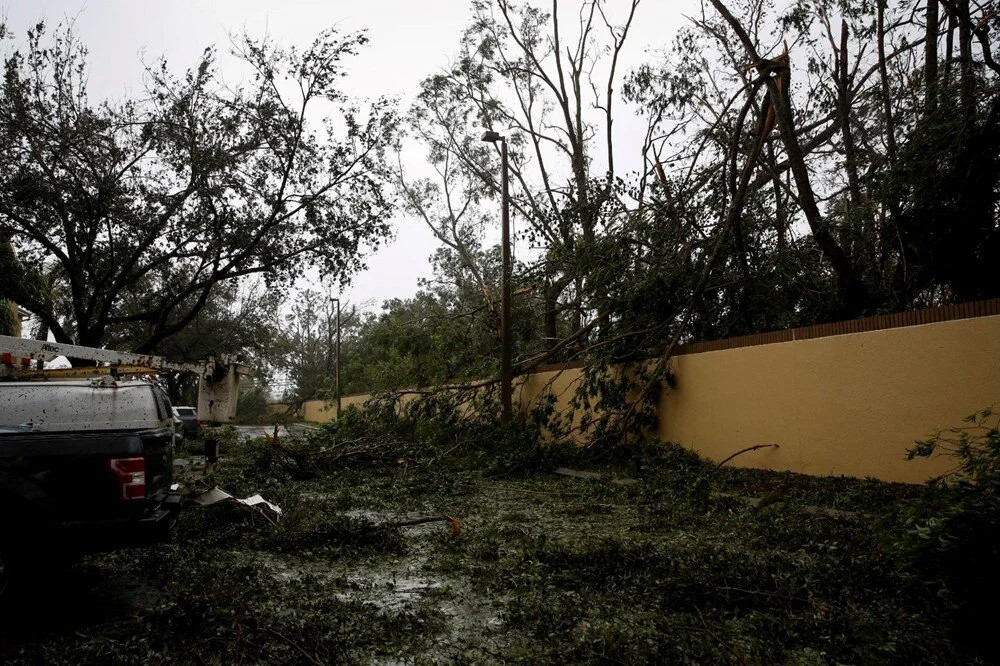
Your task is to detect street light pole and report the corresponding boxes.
[330,297,342,418]
[481,130,513,425]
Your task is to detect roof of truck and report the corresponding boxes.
[0,380,170,432]
[0,379,153,387]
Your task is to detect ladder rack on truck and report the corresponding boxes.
[0,334,251,424]
[0,335,254,594]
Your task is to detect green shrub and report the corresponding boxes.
[309,391,582,476]
[901,407,1000,659]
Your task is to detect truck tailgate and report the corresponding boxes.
[0,428,173,522]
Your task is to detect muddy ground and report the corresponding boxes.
[0,431,970,664]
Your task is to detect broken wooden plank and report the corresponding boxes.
[553,467,638,485]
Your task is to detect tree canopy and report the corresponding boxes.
[2,1,998,408]
[375,0,1000,387]
[0,22,395,353]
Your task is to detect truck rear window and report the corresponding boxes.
[1,382,164,432]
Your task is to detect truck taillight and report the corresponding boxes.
[108,457,146,500]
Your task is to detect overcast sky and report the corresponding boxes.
[1,0,694,315]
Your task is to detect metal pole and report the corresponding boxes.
[335,298,342,418]
[500,139,513,425]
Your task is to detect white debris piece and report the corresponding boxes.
[237,494,283,516]
[191,486,282,520]
[191,487,232,506]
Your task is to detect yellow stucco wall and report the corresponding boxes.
[301,399,335,423]
[279,314,1000,483]
[659,315,1000,483]
[298,392,385,423]
[516,367,584,420]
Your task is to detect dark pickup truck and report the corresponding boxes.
[0,379,181,596]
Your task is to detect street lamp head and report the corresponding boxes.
[480,130,503,143]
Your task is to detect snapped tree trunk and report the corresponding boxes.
[706,0,869,316]
[769,71,868,316]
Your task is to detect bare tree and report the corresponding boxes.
[404,0,641,352]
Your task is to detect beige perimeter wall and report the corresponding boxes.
[658,315,1000,483]
[281,313,1000,484]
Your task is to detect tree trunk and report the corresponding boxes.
[165,373,181,405]
[543,276,569,349]
[768,144,787,250]
[944,10,955,79]
[958,0,974,118]
[925,0,940,112]
[771,76,867,316]
[878,0,898,163]
[837,20,862,207]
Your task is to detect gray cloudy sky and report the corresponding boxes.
[1,0,693,314]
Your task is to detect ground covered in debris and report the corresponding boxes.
[0,426,978,664]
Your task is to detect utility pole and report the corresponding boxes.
[330,296,342,418]
[481,130,513,424]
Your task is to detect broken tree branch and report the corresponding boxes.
[714,444,780,469]
[376,515,463,536]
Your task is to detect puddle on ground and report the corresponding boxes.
[252,550,443,612]
[247,516,507,661]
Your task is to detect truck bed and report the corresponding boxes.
[0,427,178,550]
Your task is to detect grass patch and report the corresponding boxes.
[0,427,984,664]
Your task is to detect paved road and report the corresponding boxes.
[231,424,317,442]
